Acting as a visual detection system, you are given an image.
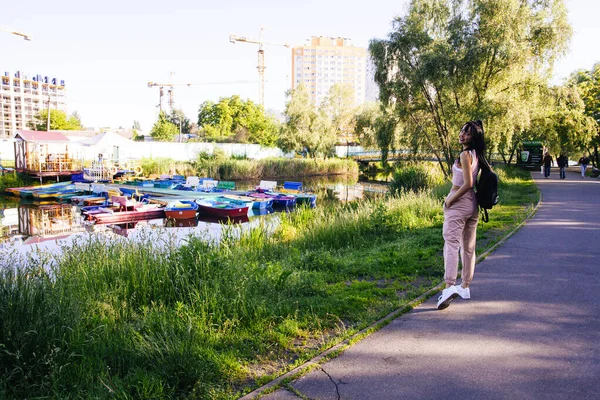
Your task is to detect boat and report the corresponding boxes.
[246,190,297,209]
[164,200,198,220]
[5,181,73,198]
[71,194,107,206]
[31,185,83,201]
[221,194,274,209]
[83,195,165,224]
[279,181,317,208]
[195,197,249,218]
[87,203,166,224]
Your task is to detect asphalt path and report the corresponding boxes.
[259,168,600,400]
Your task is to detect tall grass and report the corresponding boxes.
[138,156,358,180]
[0,166,537,399]
[389,162,446,195]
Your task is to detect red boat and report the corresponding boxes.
[195,198,249,218]
[86,195,166,224]
[164,200,198,220]
[89,204,166,224]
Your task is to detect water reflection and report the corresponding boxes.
[0,176,388,247]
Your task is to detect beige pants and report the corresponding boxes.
[443,189,479,286]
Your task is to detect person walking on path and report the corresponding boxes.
[437,120,492,310]
[578,153,590,178]
[542,152,554,178]
[557,153,568,179]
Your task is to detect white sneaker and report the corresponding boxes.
[437,286,459,310]
[455,285,470,299]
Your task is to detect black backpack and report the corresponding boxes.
[476,166,499,223]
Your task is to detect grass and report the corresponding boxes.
[0,166,537,399]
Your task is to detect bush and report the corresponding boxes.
[389,164,442,195]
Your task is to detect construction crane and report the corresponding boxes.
[229,27,289,107]
[0,26,32,41]
[147,80,257,113]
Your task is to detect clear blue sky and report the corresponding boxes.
[2,0,598,132]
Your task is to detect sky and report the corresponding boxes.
[2,0,599,132]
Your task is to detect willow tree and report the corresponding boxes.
[354,103,401,166]
[370,0,571,176]
[279,84,336,158]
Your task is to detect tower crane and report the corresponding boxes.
[229,27,289,107]
[147,80,257,113]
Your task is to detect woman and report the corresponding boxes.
[578,153,590,178]
[437,120,492,310]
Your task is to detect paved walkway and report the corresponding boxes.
[260,169,600,400]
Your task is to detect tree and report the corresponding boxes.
[570,64,600,165]
[31,109,83,131]
[150,111,179,141]
[354,103,401,165]
[321,83,357,144]
[543,85,596,155]
[370,0,571,176]
[132,120,141,130]
[279,84,336,158]
[168,108,191,135]
[197,96,279,146]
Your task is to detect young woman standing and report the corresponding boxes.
[437,120,491,310]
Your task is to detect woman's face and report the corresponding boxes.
[459,126,472,145]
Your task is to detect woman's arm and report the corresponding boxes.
[445,151,474,208]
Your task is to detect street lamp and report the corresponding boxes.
[0,27,32,41]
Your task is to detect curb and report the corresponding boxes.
[239,184,543,399]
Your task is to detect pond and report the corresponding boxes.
[0,175,390,253]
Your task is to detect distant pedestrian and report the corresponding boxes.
[557,153,568,179]
[578,153,590,178]
[542,152,554,178]
[438,120,492,310]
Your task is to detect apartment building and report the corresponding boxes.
[1,71,67,139]
[292,36,366,107]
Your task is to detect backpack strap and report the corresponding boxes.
[480,207,489,223]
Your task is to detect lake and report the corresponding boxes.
[0,176,390,254]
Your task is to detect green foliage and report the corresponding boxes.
[0,173,27,192]
[354,104,402,166]
[167,108,191,134]
[150,111,179,141]
[569,64,600,164]
[0,167,537,399]
[370,0,571,175]
[138,157,195,177]
[193,157,358,180]
[389,163,445,195]
[279,84,337,157]
[321,83,358,144]
[197,96,279,146]
[31,109,83,131]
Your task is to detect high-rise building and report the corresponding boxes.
[292,37,366,107]
[365,55,380,103]
[1,71,67,139]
